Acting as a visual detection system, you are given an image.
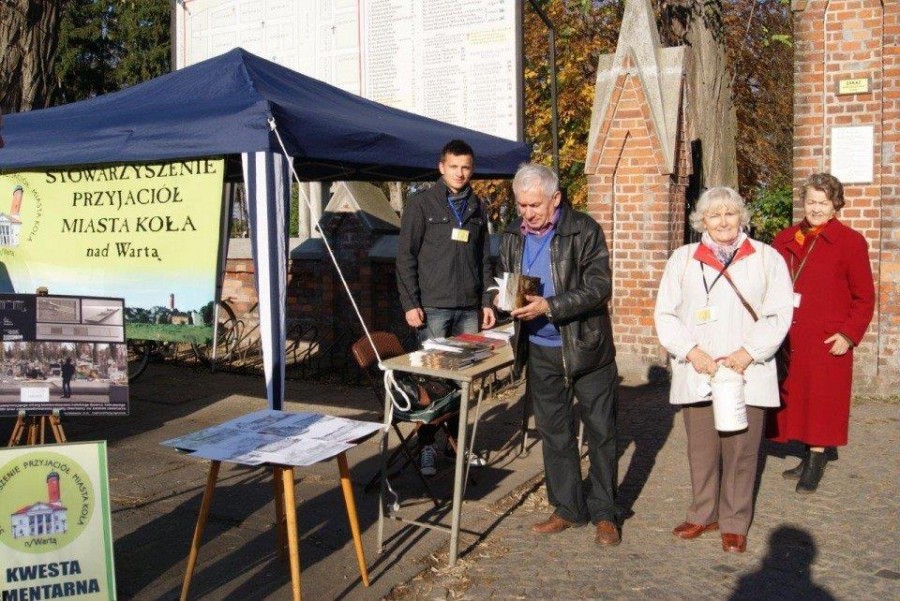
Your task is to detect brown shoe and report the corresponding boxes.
[672,521,719,540]
[594,520,621,546]
[721,533,747,553]
[530,514,582,534]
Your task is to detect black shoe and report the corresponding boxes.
[796,451,828,494]
[782,456,807,480]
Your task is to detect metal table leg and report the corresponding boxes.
[448,381,471,567]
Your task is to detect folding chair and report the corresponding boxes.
[350,331,460,506]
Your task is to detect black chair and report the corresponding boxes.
[350,331,460,506]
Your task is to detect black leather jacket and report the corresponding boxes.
[499,203,616,383]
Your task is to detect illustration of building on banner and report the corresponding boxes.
[10,472,69,538]
[0,184,25,247]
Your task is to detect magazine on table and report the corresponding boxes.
[481,328,514,342]
[423,337,494,359]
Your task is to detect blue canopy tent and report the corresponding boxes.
[0,48,530,408]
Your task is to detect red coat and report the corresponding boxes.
[768,219,875,446]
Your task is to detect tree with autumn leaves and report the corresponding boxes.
[477,0,793,241]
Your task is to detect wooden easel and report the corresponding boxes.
[179,451,370,601]
[6,288,69,448]
[7,410,67,446]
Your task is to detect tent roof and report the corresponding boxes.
[0,48,529,180]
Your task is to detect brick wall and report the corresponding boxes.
[587,64,691,380]
[220,225,410,358]
[794,0,899,394]
[370,259,408,337]
[221,257,259,343]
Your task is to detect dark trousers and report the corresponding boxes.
[528,343,619,524]
[415,307,478,447]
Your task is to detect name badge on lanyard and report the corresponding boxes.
[451,228,470,243]
[447,196,469,243]
[695,305,719,325]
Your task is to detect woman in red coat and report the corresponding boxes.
[769,173,875,493]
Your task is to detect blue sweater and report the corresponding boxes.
[522,232,561,346]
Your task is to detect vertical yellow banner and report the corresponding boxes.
[0,442,116,600]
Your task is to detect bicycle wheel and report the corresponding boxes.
[192,301,241,370]
[127,340,153,381]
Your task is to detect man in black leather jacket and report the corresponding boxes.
[498,163,621,546]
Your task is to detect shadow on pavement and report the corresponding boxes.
[615,366,678,520]
[146,415,522,599]
[729,525,836,601]
[28,362,527,598]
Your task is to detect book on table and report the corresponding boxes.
[453,332,509,349]
[419,349,482,370]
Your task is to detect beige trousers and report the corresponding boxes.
[682,403,765,535]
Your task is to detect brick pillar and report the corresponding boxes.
[793,0,898,394]
[882,3,900,394]
[586,64,691,381]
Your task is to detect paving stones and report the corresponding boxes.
[390,385,900,600]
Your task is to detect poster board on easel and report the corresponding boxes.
[0,441,116,600]
[0,293,128,418]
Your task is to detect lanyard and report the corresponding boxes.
[523,232,553,275]
[447,198,468,227]
[789,235,820,285]
[700,248,739,302]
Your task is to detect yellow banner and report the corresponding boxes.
[0,160,225,343]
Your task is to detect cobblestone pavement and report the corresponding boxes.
[390,382,900,600]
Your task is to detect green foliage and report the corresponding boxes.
[748,183,793,244]
[112,0,170,88]
[290,184,300,238]
[55,1,116,103]
[199,301,215,326]
[54,0,170,104]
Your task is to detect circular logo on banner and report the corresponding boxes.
[0,451,94,553]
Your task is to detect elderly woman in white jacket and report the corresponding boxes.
[654,187,793,554]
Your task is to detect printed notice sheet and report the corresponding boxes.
[161,409,384,467]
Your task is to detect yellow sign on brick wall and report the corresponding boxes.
[837,78,870,95]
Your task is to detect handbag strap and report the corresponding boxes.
[720,270,759,322]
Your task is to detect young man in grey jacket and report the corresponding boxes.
[396,139,495,474]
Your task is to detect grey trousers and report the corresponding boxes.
[682,403,765,535]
